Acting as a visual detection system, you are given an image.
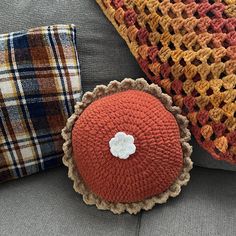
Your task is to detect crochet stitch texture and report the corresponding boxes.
[62,78,193,214]
[72,90,184,203]
[96,0,236,164]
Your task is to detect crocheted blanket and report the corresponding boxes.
[96,0,236,164]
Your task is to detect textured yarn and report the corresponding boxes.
[72,90,183,203]
[96,0,236,164]
[62,78,192,214]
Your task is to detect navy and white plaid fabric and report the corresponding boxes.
[0,24,82,182]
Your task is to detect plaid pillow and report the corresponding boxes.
[0,24,82,182]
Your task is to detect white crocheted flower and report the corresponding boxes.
[109,132,136,159]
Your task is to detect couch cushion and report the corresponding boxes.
[0,0,235,170]
[140,166,236,236]
[0,167,139,236]
[1,166,235,235]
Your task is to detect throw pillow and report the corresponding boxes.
[0,24,82,182]
[62,78,192,214]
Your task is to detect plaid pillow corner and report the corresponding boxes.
[0,24,82,182]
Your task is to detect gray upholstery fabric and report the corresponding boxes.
[0,167,139,236]
[140,167,236,236]
[0,0,234,171]
[1,166,236,235]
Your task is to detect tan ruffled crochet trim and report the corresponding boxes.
[62,78,193,214]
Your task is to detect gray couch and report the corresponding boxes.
[1,1,236,235]
[1,166,236,235]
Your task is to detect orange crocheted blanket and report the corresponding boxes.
[96,0,236,164]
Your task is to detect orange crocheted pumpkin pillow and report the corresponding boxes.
[62,78,192,214]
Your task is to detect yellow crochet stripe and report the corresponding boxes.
[96,0,236,164]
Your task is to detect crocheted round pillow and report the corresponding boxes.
[96,0,236,164]
[62,78,192,214]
